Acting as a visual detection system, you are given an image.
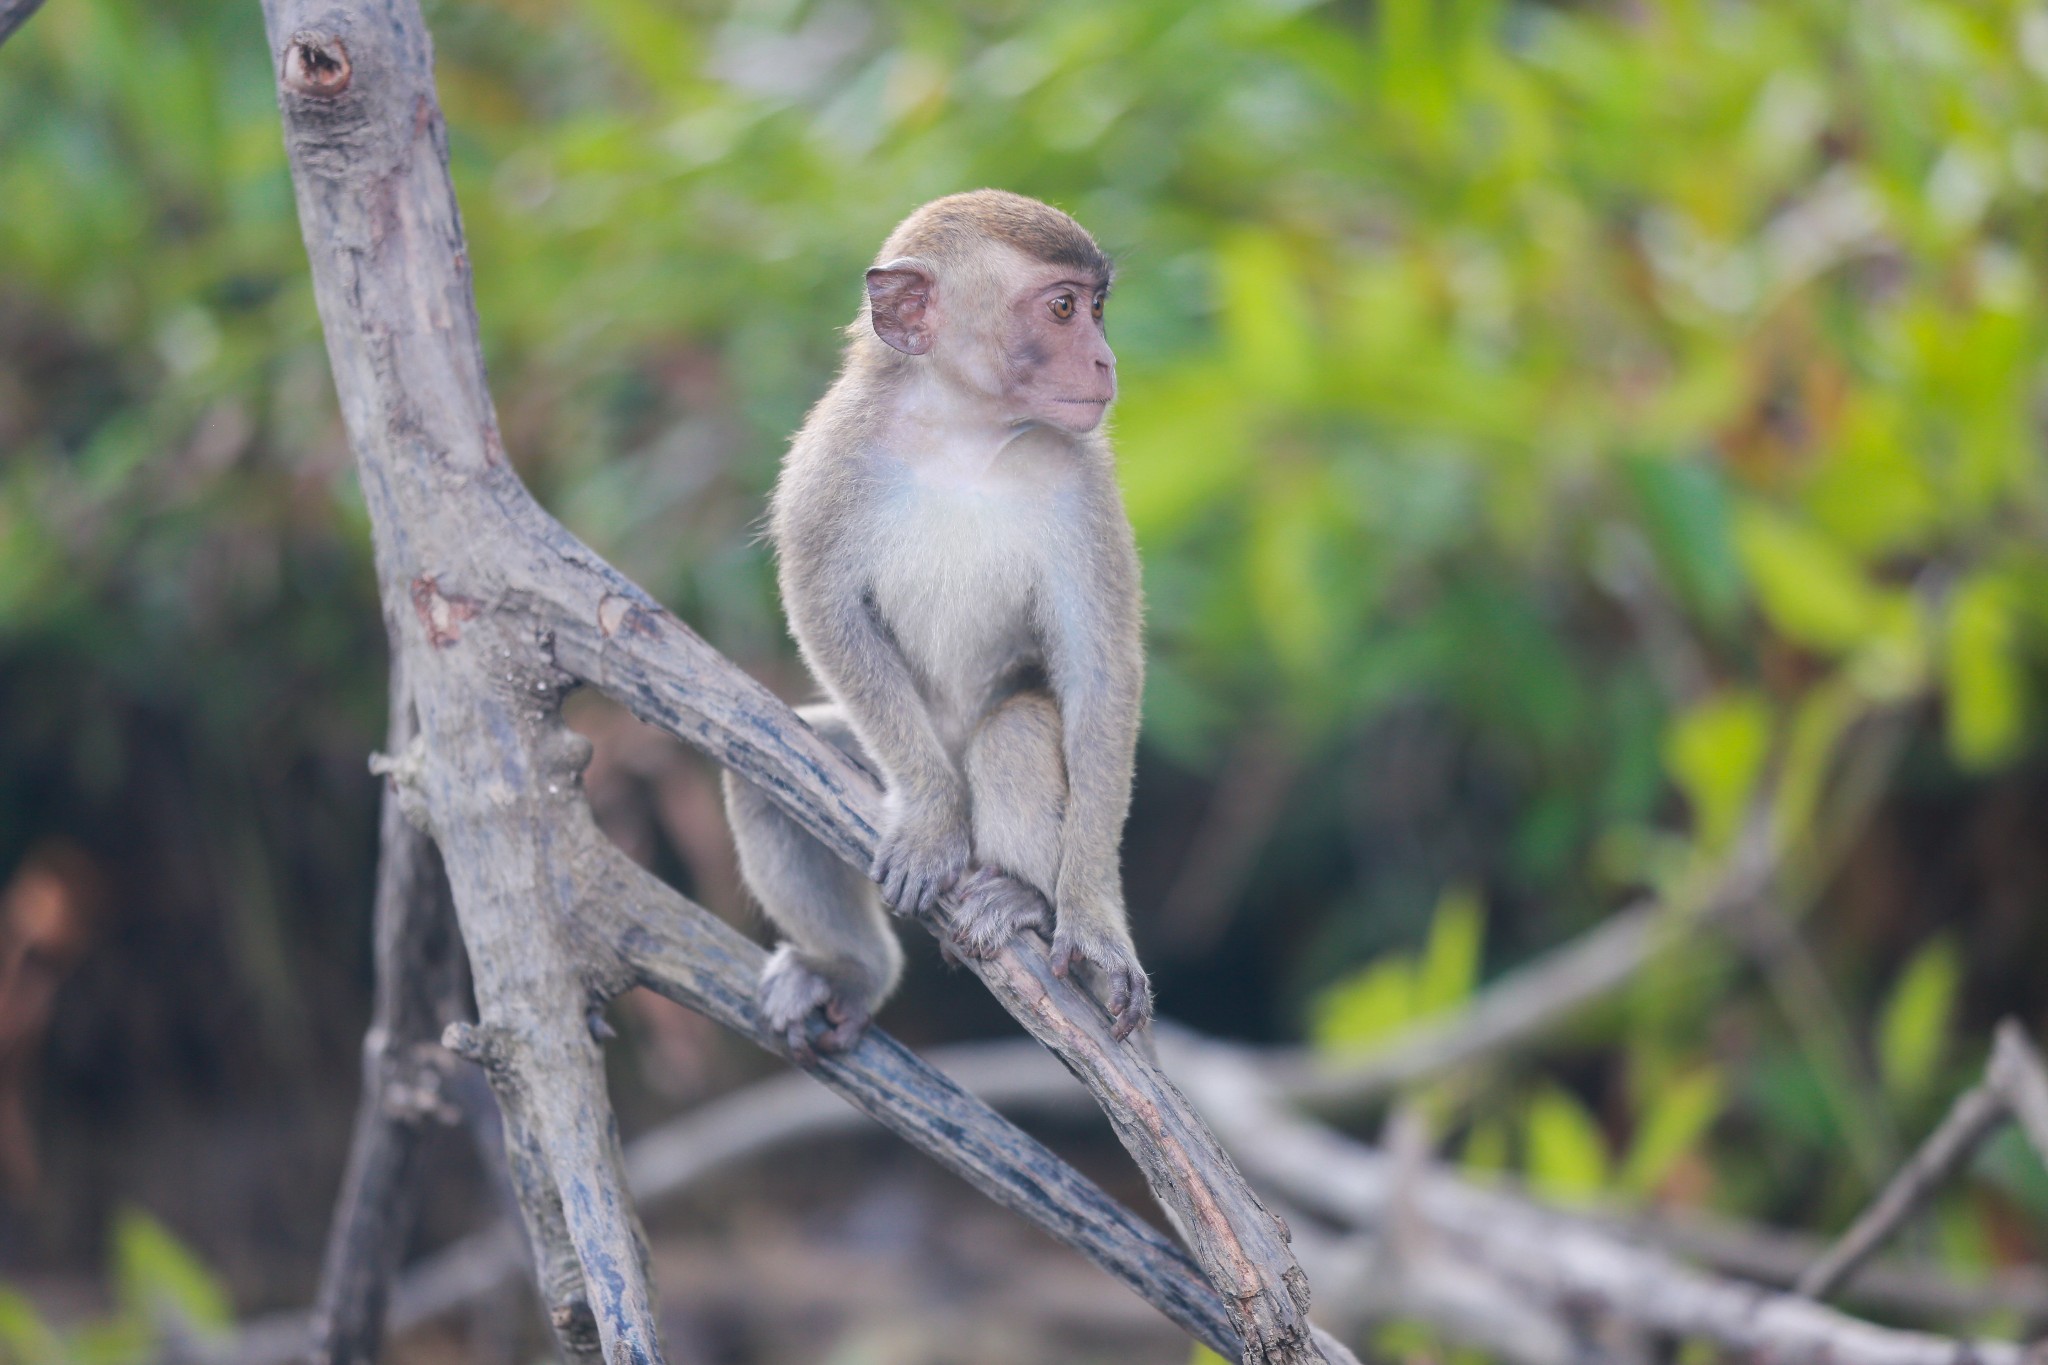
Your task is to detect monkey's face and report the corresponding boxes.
[995,266,1117,434]
[866,250,1117,435]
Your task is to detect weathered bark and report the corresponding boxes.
[1165,1032,2046,1365]
[258,1,1331,1361]
[306,659,472,1365]
[225,1030,2047,1365]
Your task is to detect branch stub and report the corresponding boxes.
[282,31,352,99]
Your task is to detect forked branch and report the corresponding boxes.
[258,0,1333,1360]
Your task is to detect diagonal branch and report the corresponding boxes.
[1796,1080,2008,1300]
[1165,1031,2041,1365]
[1800,1018,2048,1303]
[219,1031,2045,1365]
[257,1,1334,1360]
[1989,1020,2048,1173]
[0,0,47,49]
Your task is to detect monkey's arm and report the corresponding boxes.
[1037,488,1149,1035]
[780,527,970,913]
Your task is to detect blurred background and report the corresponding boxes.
[3,0,2048,1361]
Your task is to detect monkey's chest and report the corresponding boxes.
[868,485,1048,727]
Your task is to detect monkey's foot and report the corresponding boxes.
[871,809,971,915]
[1049,924,1153,1042]
[947,867,1053,961]
[757,945,873,1065]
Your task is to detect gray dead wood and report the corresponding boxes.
[1166,1031,2045,1365]
[1800,1019,2048,1304]
[218,1032,2040,1365]
[0,0,46,48]
[1991,1021,2048,1174]
[307,658,475,1365]
[257,2,1330,1361]
[1796,1081,2008,1301]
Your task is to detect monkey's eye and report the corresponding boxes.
[1091,295,1105,321]
[1049,294,1075,321]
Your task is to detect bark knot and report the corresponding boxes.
[411,575,481,648]
[442,1021,515,1076]
[597,592,663,641]
[282,31,351,98]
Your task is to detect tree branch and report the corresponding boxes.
[0,0,48,50]
[1166,1031,2039,1365]
[1800,1018,2048,1303]
[218,1030,2041,1365]
[307,658,474,1365]
[259,2,1332,1359]
[1990,1021,2048,1174]
[1796,1081,2008,1300]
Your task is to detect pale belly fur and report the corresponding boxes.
[866,469,1052,750]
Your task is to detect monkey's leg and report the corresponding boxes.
[952,689,1064,961]
[723,703,903,1061]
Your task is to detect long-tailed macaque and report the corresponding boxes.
[723,190,1149,1058]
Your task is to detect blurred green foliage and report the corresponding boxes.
[6,0,2048,1324]
[0,1211,230,1363]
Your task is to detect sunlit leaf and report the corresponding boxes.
[1733,505,1889,654]
[1943,571,2028,771]
[113,1208,232,1336]
[1524,1084,1610,1203]
[1414,884,1485,1018]
[1663,689,1770,851]
[1620,1067,1723,1198]
[0,1289,64,1365]
[1310,957,1415,1053]
[1877,938,1960,1107]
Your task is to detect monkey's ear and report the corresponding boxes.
[865,258,936,355]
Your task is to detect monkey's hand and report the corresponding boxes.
[1049,908,1152,1042]
[947,866,1054,960]
[757,945,877,1065]
[871,793,971,915]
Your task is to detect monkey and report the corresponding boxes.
[722,189,1150,1061]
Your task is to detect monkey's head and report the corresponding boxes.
[861,190,1117,435]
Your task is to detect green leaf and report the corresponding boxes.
[1877,938,1960,1106]
[1461,1116,1511,1176]
[113,1208,232,1336]
[1733,505,1889,654]
[1626,455,1743,625]
[1524,1084,1610,1203]
[0,1288,63,1365]
[1190,1347,1231,1365]
[1620,1067,1722,1198]
[1663,689,1770,851]
[1414,884,1485,1018]
[1309,956,1415,1053]
[1944,571,2027,771]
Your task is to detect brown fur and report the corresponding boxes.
[880,189,1113,278]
